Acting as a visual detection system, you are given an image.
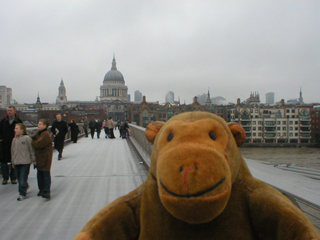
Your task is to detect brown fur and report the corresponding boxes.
[74,112,320,240]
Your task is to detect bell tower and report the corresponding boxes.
[56,78,68,105]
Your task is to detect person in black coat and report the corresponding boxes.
[51,113,68,160]
[89,118,97,139]
[68,119,79,143]
[0,106,22,184]
[95,119,102,139]
[120,120,130,139]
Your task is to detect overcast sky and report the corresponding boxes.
[1,1,319,105]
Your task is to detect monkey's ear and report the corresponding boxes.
[145,121,165,144]
[228,122,246,147]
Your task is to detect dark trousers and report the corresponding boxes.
[90,128,95,139]
[84,128,88,137]
[1,162,16,181]
[104,127,109,138]
[15,164,30,196]
[37,170,51,193]
[109,128,115,139]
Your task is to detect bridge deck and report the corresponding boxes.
[0,132,147,240]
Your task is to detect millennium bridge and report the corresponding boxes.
[0,125,319,240]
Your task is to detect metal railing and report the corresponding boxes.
[128,123,320,231]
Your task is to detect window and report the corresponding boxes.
[283,127,286,130]
[253,121,256,124]
[277,127,281,130]
[258,133,262,136]
[142,113,149,128]
[289,121,293,124]
[290,127,293,130]
[258,121,262,124]
[290,133,293,136]
[295,133,298,136]
[150,114,156,122]
[283,133,286,136]
[277,121,280,124]
[253,127,256,130]
[292,110,295,113]
[258,127,262,130]
[282,121,286,124]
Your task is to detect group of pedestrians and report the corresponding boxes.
[82,116,130,139]
[1,108,130,202]
[0,106,53,201]
[85,117,115,139]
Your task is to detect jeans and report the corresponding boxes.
[122,129,128,139]
[15,164,30,196]
[37,170,51,193]
[1,162,16,181]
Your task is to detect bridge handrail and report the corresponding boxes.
[128,124,152,167]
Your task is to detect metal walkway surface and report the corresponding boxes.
[0,132,147,240]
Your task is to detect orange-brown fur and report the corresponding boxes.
[75,112,319,240]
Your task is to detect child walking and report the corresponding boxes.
[31,119,53,199]
[11,123,36,201]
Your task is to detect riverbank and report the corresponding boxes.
[241,147,320,170]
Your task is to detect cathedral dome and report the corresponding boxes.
[103,56,124,83]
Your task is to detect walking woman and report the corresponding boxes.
[107,117,115,139]
[31,119,53,199]
[68,119,79,143]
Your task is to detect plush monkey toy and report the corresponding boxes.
[75,112,319,240]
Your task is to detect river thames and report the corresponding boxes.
[240,147,320,170]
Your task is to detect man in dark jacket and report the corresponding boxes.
[89,118,97,139]
[51,113,68,160]
[0,106,22,184]
[120,120,129,139]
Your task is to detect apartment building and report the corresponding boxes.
[230,99,311,144]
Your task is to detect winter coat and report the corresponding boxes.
[68,122,79,134]
[0,114,23,163]
[68,122,79,142]
[11,135,36,165]
[96,121,102,133]
[120,122,129,131]
[32,129,53,171]
[51,120,68,150]
[83,118,89,129]
[107,119,115,129]
[89,120,96,129]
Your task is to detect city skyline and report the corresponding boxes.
[1,1,319,104]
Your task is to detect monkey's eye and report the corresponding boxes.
[209,131,216,140]
[167,133,174,142]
